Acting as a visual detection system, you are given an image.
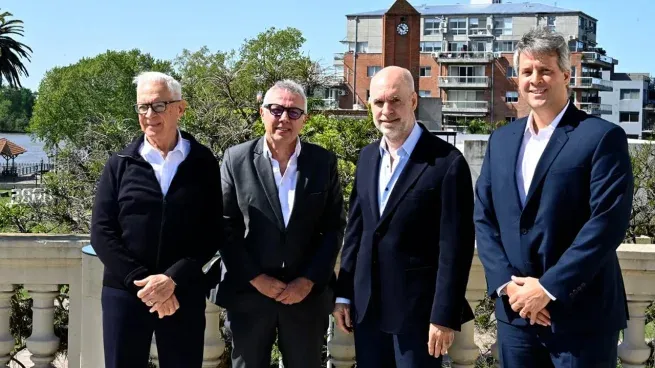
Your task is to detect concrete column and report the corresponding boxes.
[618,301,652,368]
[450,295,484,368]
[81,246,105,368]
[0,285,13,366]
[327,315,356,368]
[202,300,225,368]
[25,284,60,368]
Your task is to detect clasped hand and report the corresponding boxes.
[506,276,552,326]
[134,274,179,319]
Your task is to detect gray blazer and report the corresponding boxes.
[211,137,346,313]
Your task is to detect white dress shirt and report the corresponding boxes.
[336,122,422,305]
[496,102,569,300]
[140,130,190,195]
[262,137,302,227]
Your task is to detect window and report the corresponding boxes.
[449,18,467,35]
[348,42,368,53]
[507,65,517,78]
[420,67,432,77]
[367,66,381,77]
[547,16,556,31]
[619,112,640,123]
[620,89,640,100]
[419,90,432,97]
[420,41,442,53]
[494,41,516,52]
[493,17,512,36]
[424,18,441,35]
[506,91,519,103]
[505,117,517,123]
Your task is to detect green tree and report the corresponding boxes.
[0,11,32,88]
[176,27,328,156]
[0,86,35,132]
[29,49,173,149]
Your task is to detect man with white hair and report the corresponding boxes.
[211,79,346,367]
[92,71,223,367]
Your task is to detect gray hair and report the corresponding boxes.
[513,27,571,77]
[133,71,182,100]
[263,79,308,112]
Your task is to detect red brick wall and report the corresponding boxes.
[383,13,421,95]
[343,52,383,107]
[419,55,440,98]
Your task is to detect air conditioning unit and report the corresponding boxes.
[338,90,347,96]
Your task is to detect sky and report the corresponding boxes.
[4,0,654,91]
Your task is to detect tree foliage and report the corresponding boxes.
[29,49,173,149]
[0,86,34,132]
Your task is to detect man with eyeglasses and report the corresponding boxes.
[209,79,346,367]
[91,71,223,367]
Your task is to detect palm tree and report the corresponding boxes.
[0,11,32,88]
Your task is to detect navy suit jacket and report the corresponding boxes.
[474,104,634,333]
[336,123,475,334]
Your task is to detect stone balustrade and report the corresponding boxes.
[328,238,655,368]
[1,234,654,367]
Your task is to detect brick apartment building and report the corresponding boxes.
[329,0,620,130]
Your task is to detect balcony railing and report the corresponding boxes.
[438,76,490,88]
[579,102,612,115]
[434,51,494,63]
[3,232,655,367]
[327,238,655,368]
[571,77,613,91]
[442,100,489,113]
[468,28,492,37]
[581,52,616,68]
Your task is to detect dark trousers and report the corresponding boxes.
[101,286,206,368]
[497,320,620,368]
[353,308,443,368]
[226,293,330,368]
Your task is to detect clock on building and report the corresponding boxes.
[396,23,409,35]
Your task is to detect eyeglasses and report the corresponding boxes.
[263,104,305,120]
[134,100,181,115]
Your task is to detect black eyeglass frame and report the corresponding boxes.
[262,104,305,120]
[134,100,182,115]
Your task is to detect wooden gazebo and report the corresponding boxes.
[0,138,27,176]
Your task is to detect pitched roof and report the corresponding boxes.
[348,2,591,19]
[0,138,27,158]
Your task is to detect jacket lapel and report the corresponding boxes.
[377,131,429,227]
[365,142,382,221]
[253,138,285,230]
[287,142,310,226]
[507,119,527,212]
[523,106,577,206]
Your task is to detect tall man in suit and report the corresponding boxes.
[333,66,475,367]
[215,79,346,368]
[475,27,634,367]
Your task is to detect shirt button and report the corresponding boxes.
[520,228,529,235]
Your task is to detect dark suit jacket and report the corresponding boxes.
[213,137,346,315]
[335,123,475,334]
[474,104,634,333]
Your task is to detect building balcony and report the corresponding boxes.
[571,77,613,91]
[581,52,617,69]
[333,53,344,68]
[442,100,489,115]
[434,51,494,64]
[438,76,490,89]
[467,28,493,38]
[579,102,612,115]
